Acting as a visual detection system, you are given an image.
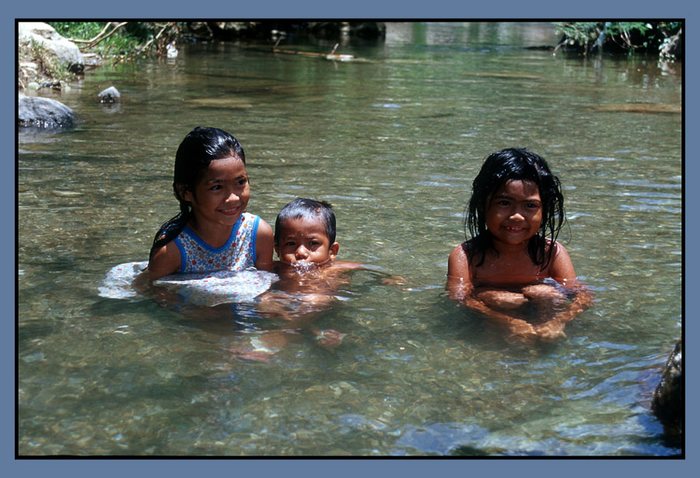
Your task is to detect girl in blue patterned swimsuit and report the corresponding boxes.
[147,126,274,280]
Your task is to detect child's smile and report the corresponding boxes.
[486,179,543,248]
[184,156,250,230]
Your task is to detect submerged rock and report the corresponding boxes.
[186,97,253,109]
[651,340,683,440]
[592,103,681,114]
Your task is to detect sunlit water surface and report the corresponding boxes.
[18,22,682,456]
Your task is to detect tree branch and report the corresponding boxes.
[69,22,129,48]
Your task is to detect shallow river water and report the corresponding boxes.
[17,22,682,456]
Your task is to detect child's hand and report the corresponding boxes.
[507,318,537,342]
[534,320,567,342]
[522,284,567,306]
[314,328,346,348]
[381,275,408,286]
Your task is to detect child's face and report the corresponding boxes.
[183,156,250,229]
[485,179,543,247]
[275,217,339,266]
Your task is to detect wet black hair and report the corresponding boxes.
[274,198,336,246]
[149,126,246,260]
[464,148,565,269]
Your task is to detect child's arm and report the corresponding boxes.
[548,241,577,286]
[254,219,275,272]
[462,294,538,340]
[446,244,472,301]
[533,243,593,341]
[533,283,593,340]
[147,242,181,281]
[331,261,407,286]
[447,245,537,341]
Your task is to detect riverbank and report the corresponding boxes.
[18,22,82,92]
[19,21,682,94]
[18,21,387,93]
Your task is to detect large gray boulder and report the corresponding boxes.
[18,22,83,73]
[18,94,75,129]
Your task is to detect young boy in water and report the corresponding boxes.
[231,198,369,361]
[274,197,363,284]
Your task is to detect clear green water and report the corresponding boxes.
[18,22,682,456]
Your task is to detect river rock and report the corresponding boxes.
[651,339,682,438]
[18,22,84,74]
[18,94,75,129]
[98,86,121,103]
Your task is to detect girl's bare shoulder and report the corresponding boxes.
[547,241,577,285]
[147,242,181,280]
[448,242,470,273]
